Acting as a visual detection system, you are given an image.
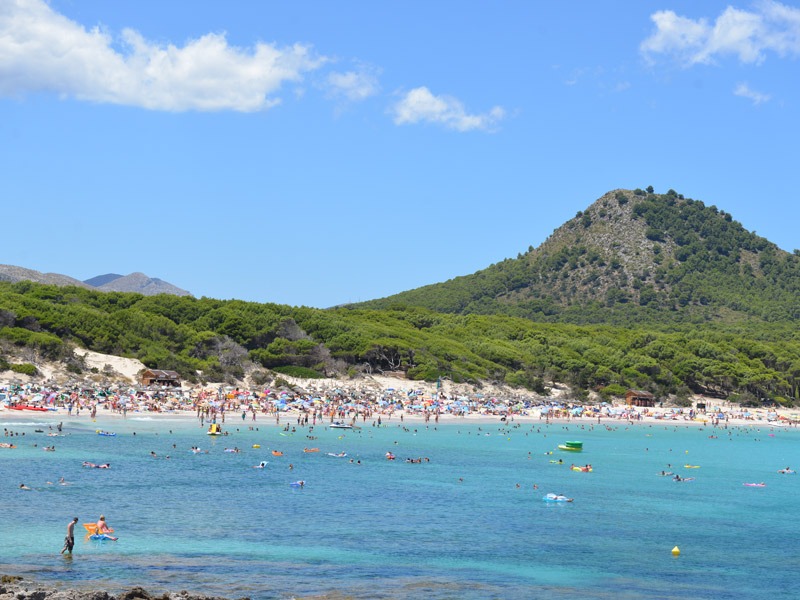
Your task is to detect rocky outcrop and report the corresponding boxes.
[0,577,246,600]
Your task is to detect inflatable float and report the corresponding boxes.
[303,448,320,453]
[543,493,573,502]
[83,524,114,534]
[558,441,583,452]
[289,480,305,487]
[96,430,116,437]
[571,465,592,472]
[207,423,223,435]
[743,482,766,487]
[272,450,283,456]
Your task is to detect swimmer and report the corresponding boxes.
[253,461,268,469]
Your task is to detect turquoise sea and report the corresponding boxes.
[1,413,798,599]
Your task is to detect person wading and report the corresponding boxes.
[61,517,78,554]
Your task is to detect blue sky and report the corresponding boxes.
[1,0,798,307]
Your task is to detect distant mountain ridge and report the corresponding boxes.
[93,272,190,296]
[83,273,123,287]
[0,265,190,297]
[355,188,800,325]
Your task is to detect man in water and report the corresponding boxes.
[61,517,78,554]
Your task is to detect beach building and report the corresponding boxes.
[625,389,656,408]
[139,369,181,387]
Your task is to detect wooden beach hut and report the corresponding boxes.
[139,369,181,387]
[625,389,656,407]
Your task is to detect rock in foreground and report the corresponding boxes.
[0,577,247,600]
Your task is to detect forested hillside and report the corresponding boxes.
[356,189,800,325]
[1,281,800,406]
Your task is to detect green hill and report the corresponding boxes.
[1,279,799,405]
[2,188,800,405]
[355,189,800,325]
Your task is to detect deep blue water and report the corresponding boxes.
[1,413,798,599]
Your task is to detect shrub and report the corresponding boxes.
[250,370,272,386]
[272,365,325,379]
[599,383,627,400]
[10,363,37,376]
[273,377,291,389]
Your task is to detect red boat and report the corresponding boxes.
[9,405,49,412]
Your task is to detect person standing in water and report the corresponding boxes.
[61,517,78,554]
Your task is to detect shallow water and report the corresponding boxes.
[1,414,798,599]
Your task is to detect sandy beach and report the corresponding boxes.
[2,348,796,431]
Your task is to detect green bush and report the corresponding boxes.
[599,383,627,400]
[272,365,325,379]
[10,363,37,376]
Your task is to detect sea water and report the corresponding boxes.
[1,413,798,599]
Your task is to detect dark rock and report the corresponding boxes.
[118,588,152,600]
[0,579,238,600]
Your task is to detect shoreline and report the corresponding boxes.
[1,403,793,430]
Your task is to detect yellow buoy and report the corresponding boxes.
[252,444,261,449]
[671,546,680,556]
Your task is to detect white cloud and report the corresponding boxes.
[641,1,800,66]
[734,82,771,104]
[0,0,325,111]
[326,67,380,102]
[390,87,505,132]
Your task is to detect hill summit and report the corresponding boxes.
[357,188,800,325]
[0,265,190,297]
